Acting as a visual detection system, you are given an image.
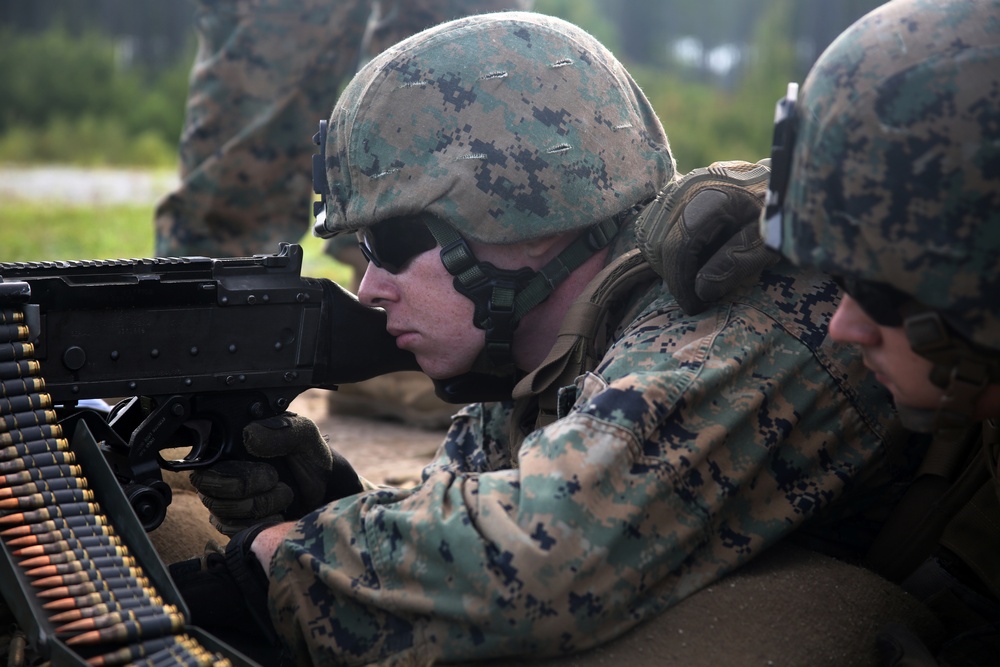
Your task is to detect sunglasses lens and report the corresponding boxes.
[833,276,910,327]
[358,217,438,274]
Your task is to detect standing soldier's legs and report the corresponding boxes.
[155,0,371,257]
[156,0,533,259]
[359,0,535,57]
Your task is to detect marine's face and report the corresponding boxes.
[828,294,943,410]
[357,241,484,381]
[356,212,594,379]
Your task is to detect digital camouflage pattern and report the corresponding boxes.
[264,12,913,665]
[316,12,675,244]
[267,232,912,665]
[154,0,533,257]
[765,0,1000,351]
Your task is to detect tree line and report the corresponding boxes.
[0,0,886,169]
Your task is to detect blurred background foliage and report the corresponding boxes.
[0,2,193,166]
[0,0,886,171]
[0,0,885,267]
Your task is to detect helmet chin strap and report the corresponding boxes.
[423,213,629,403]
[902,311,1000,434]
[424,216,622,373]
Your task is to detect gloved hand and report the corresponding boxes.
[189,413,363,535]
[168,523,284,665]
[636,159,780,315]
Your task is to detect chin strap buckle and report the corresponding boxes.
[905,310,996,435]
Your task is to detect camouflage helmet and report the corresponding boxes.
[314,11,675,244]
[764,0,1000,353]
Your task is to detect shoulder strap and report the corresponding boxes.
[507,250,656,453]
[938,420,1000,599]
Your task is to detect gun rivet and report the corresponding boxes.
[225,376,235,386]
[296,293,307,303]
[171,405,184,417]
[71,385,80,394]
[150,349,159,359]
[250,403,265,418]
[228,344,237,353]
[221,296,229,304]
[62,346,86,371]
[277,398,289,408]
[110,351,119,361]
[190,347,198,356]
[184,378,192,386]
[247,295,257,305]
[274,342,283,351]
[262,294,270,302]
[128,382,137,390]
[239,374,246,382]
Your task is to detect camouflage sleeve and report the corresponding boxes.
[266,266,898,666]
[154,0,534,257]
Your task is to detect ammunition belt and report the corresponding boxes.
[0,304,248,666]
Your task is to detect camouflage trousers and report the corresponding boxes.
[154,0,532,258]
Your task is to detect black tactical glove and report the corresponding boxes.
[189,413,363,535]
[168,522,284,665]
[636,159,779,315]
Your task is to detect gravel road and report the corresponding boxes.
[0,165,177,204]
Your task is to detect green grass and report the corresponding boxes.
[0,121,179,168]
[0,200,352,284]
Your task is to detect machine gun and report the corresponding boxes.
[0,242,419,531]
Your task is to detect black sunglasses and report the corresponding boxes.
[357,216,439,275]
[832,275,917,327]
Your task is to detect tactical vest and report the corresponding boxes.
[866,419,1000,664]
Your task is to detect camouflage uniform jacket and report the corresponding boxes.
[268,253,906,666]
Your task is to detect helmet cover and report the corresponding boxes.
[317,11,675,245]
[769,0,1000,350]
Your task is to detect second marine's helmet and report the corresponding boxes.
[763,0,1000,431]
[313,11,674,398]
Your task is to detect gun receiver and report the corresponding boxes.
[0,243,418,530]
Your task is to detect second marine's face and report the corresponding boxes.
[828,294,943,410]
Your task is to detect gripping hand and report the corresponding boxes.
[189,413,362,535]
[637,160,779,315]
[168,523,282,663]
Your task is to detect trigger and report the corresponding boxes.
[161,418,213,466]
